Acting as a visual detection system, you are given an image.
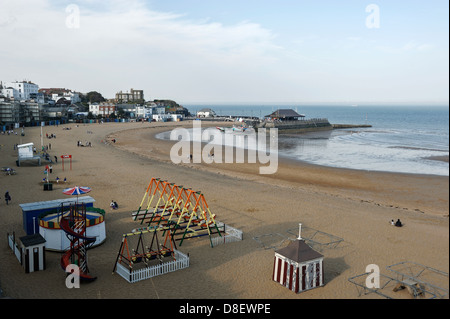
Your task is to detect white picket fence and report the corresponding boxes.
[211,223,243,247]
[7,233,22,263]
[115,250,190,283]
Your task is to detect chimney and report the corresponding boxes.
[297,223,303,240]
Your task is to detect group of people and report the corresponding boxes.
[390,219,403,227]
[1,130,18,135]
[45,133,56,139]
[43,176,67,183]
[55,177,67,183]
[77,140,92,147]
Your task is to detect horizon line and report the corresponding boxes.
[179,101,450,106]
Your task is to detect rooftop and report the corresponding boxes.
[19,196,96,212]
[19,233,46,247]
[275,239,323,263]
[266,109,305,118]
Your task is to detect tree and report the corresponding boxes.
[85,91,106,103]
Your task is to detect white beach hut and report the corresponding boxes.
[272,224,324,293]
[17,142,41,166]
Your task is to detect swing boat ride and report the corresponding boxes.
[131,178,226,248]
[113,178,242,283]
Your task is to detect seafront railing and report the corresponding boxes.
[211,223,243,247]
[7,232,22,263]
[259,118,331,127]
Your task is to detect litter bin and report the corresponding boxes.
[43,183,53,191]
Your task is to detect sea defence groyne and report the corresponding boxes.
[255,118,333,133]
[331,124,372,129]
[251,119,372,133]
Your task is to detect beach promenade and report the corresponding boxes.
[0,121,448,299]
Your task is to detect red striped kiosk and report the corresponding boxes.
[272,224,324,293]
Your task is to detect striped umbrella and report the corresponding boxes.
[63,186,92,196]
[63,186,92,205]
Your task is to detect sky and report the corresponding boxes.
[0,0,448,105]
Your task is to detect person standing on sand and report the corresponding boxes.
[4,191,11,205]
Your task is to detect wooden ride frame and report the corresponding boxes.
[133,178,222,247]
[113,225,176,272]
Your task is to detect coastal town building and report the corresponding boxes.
[152,113,182,122]
[265,109,305,121]
[89,102,116,117]
[29,92,46,104]
[0,99,43,124]
[135,105,153,119]
[20,101,42,123]
[1,86,20,100]
[41,106,67,120]
[115,88,144,103]
[2,81,39,101]
[0,98,20,123]
[197,108,216,118]
[39,88,81,104]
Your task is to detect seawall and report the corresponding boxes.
[255,118,333,133]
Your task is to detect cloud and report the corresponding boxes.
[0,0,285,100]
[1,1,447,104]
[375,40,435,54]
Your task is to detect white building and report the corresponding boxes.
[197,108,216,118]
[135,106,153,119]
[1,87,20,100]
[89,102,116,117]
[152,114,182,122]
[4,81,39,100]
[51,91,80,103]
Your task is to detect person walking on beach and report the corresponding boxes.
[4,191,11,205]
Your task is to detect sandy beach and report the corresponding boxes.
[0,121,448,300]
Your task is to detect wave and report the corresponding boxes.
[388,146,449,152]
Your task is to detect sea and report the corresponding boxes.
[171,104,450,176]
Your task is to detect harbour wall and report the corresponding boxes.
[255,118,333,133]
